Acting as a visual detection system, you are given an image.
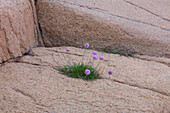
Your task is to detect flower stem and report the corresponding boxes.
[95,61,101,69]
[81,49,87,64]
[92,59,94,66]
[67,53,72,66]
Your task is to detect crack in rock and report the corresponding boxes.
[12,88,36,102]
[48,49,83,56]
[134,55,170,67]
[111,79,170,97]
[123,0,170,22]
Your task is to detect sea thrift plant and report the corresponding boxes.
[108,70,113,78]
[66,48,70,52]
[99,56,104,60]
[85,69,90,75]
[58,43,113,80]
[93,55,98,60]
[95,56,104,69]
[82,43,89,63]
[92,51,97,55]
[84,43,89,48]
[108,70,113,75]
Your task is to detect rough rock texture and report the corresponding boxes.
[0,47,170,112]
[28,0,44,47]
[37,0,170,58]
[0,0,41,63]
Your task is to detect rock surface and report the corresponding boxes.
[0,0,40,63]
[37,0,170,58]
[0,47,170,112]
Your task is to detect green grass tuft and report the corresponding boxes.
[102,48,135,57]
[58,63,102,80]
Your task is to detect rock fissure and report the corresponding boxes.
[14,59,60,71]
[108,13,170,31]
[123,0,170,23]
[48,49,83,56]
[2,28,12,57]
[27,0,44,46]
[0,53,32,67]
[134,55,170,67]
[112,79,170,97]
[34,102,49,108]
[12,88,36,102]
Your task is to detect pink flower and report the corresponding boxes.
[99,56,104,60]
[93,55,97,60]
[85,69,90,75]
[92,51,97,55]
[84,43,89,48]
[108,71,113,75]
[66,48,70,52]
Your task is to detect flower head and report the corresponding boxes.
[93,55,97,60]
[99,56,104,60]
[92,51,97,55]
[108,70,113,75]
[84,43,89,48]
[66,48,70,52]
[85,69,90,75]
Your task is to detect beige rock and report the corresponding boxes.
[124,0,170,21]
[0,0,39,63]
[134,54,170,67]
[37,0,170,58]
[28,0,44,47]
[0,47,170,112]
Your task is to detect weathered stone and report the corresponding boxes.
[0,0,39,63]
[123,0,170,21]
[37,0,170,58]
[0,47,169,112]
[28,0,44,47]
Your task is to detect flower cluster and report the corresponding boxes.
[83,43,112,77]
[59,43,113,80]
